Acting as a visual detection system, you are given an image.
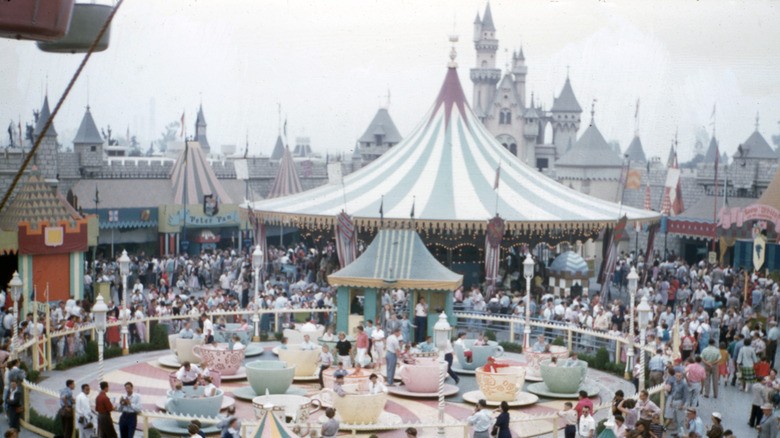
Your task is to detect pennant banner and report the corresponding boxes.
[335,212,358,268]
[484,216,505,295]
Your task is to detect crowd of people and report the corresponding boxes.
[0,241,779,437]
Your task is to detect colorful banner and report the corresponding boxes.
[484,215,505,294]
[335,212,357,268]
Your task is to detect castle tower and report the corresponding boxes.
[32,96,59,179]
[194,104,210,155]
[550,75,582,158]
[470,3,500,122]
[512,48,527,106]
[73,106,105,175]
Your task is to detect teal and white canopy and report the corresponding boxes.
[248,65,659,233]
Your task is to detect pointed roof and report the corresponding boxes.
[516,47,525,61]
[754,164,780,212]
[329,229,462,290]
[196,105,207,127]
[481,3,496,32]
[33,96,57,138]
[625,136,647,162]
[473,12,481,24]
[666,144,677,168]
[358,108,402,144]
[491,73,523,108]
[551,76,582,113]
[249,64,658,229]
[270,135,285,160]
[73,107,104,145]
[267,146,303,199]
[557,122,623,167]
[169,141,232,205]
[701,136,719,163]
[0,171,81,231]
[250,410,300,438]
[737,130,778,160]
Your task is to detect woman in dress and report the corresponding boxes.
[492,401,511,438]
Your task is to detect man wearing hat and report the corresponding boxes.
[757,403,778,438]
[684,407,704,438]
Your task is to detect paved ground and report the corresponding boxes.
[0,343,763,437]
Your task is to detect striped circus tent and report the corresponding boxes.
[249,410,300,438]
[247,63,659,238]
[170,141,232,205]
[267,145,303,199]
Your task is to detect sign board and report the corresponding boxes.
[181,240,190,252]
[708,251,717,265]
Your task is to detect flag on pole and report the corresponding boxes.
[180,112,185,138]
[335,212,357,268]
[379,196,384,224]
[484,216,506,298]
[494,163,501,190]
[7,122,13,147]
[410,196,415,219]
[18,121,22,146]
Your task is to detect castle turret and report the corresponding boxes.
[73,106,105,175]
[512,48,527,106]
[194,104,210,155]
[470,3,500,122]
[32,96,59,179]
[551,75,582,157]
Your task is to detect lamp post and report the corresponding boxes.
[433,312,452,438]
[636,296,652,391]
[252,245,264,342]
[8,271,23,358]
[93,295,108,382]
[523,253,534,349]
[118,249,131,355]
[625,266,639,379]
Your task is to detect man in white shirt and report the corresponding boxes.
[76,384,96,438]
[578,405,596,438]
[176,361,202,386]
[467,399,492,438]
[385,328,402,385]
[201,314,214,343]
[371,326,386,366]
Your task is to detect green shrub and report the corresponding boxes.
[30,407,64,436]
[105,346,123,359]
[274,331,284,341]
[260,333,270,342]
[86,340,99,362]
[576,350,625,378]
[484,330,497,341]
[148,428,162,438]
[552,337,566,346]
[150,324,169,349]
[499,341,522,353]
[18,362,40,383]
[595,347,610,369]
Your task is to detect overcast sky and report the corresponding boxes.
[1,0,778,162]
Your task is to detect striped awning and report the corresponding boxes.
[247,65,659,232]
[328,229,463,290]
[550,251,590,277]
[170,141,232,205]
[267,145,303,199]
[250,410,300,438]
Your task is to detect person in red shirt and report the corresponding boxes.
[684,356,706,408]
[483,356,510,373]
[574,390,594,420]
[355,325,370,367]
[96,381,117,438]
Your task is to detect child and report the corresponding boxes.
[317,345,334,390]
[648,413,666,438]
[280,336,289,350]
[400,314,416,344]
[454,332,473,363]
[556,401,577,438]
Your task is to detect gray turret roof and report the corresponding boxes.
[73,107,104,145]
[551,76,582,113]
[625,136,646,162]
[33,96,57,138]
[701,136,719,163]
[736,130,778,160]
[358,108,402,144]
[556,122,623,167]
[516,47,525,61]
[481,3,495,32]
[473,12,481,24]
[196,105,207,127]
[270,135,285,160]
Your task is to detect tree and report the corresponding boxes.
[128,135,142,156]
[154,121,181,153]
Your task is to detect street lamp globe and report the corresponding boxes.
[8,271,22,302]
[627,266,639,295]
[637,296,652,329]
[118,249,131,276]
[433,312,452,351]
[93,295,108,332]
[252,245,264,270]
[523,253,534,280]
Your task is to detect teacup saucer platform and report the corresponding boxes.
[154,396,236,411]
[320,412,404,430]
[152,418,223,435]
[525,382,599,399]
[231,385,308,401]
[461,390,538,407]
[388,384,460,398]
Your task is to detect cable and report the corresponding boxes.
[0,0,126,214]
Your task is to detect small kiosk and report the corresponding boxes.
[548,251,592,298]
[328,229,462,336]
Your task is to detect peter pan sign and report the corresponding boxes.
[168,209,240,226]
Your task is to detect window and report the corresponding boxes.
[499,109,511,125]
[481,60,487,68]
[509,143,517,155]
[536,158,549,170]
[90,146,97,152]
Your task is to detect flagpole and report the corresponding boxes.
[711,145,719,263]
[494,161,501,217]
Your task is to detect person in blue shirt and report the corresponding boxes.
[400,314,416,344]
[685,407,704,437]
[419,336,435,353]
